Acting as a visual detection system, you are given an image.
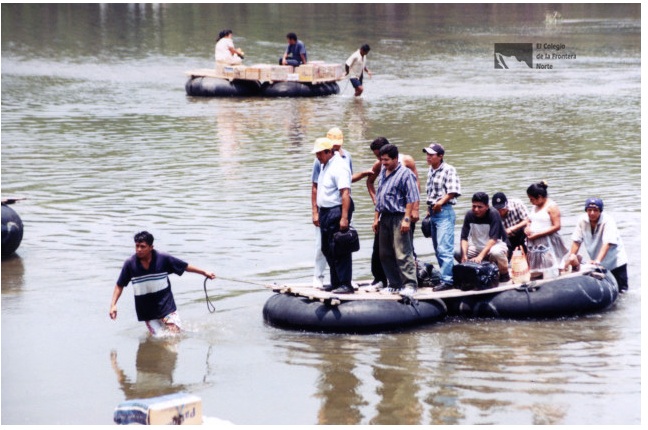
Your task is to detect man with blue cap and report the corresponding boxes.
[564,197,629,292]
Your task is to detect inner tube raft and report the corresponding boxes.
[263,291,447,334]
[185,77,339,98]
[2,203,24,257]
[445,266,618,319]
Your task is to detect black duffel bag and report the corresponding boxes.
[332,227,360,257]
[452,261,499,291]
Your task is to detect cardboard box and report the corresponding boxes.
[244,66,261,81]
[330,63,345,80]
[270,65,294,81]
[114,392,203,425]
[297,64,315,82]
[252,64,274,82]
[215,65,246,79]
[314,63,344,81]
[148,394,202,425]
[215,64,235,79]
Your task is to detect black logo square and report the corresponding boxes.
[494,43,533,69]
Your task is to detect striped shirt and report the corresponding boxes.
[425,161,461,206]
[501,198,530,229]
[375,164,419,214]
[117,250,188,321]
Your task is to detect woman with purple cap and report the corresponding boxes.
[563,197,629,292]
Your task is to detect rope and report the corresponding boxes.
[340,76,350,94]
[215,275,271,288]
[203,277,216,313]
[203,275,278,313]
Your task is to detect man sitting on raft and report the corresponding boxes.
[280,32,307,66]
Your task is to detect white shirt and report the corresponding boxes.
[316,154,351,208]
[215,37,241,64]
[571,212,628,270]
[345,49,366,79]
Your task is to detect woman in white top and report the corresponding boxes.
[215,29,244,65]
[524,181,568,279]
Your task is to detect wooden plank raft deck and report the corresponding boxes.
[266,280,521,303]
[265,268,598,304]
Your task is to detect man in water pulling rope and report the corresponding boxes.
[109,231,216,336]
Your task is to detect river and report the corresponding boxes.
[1,3,641,425]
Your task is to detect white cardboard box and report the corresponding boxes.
[114,392,203,425]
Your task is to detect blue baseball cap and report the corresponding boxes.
[584,197,603,212]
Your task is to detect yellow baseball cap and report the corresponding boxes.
[311,137,334,153]
[326,127,343,146]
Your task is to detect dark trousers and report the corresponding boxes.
[378,213,418,289]
[371,221,417,285]
[279,58,301,67]
[319,204,354,288]
[611,264,628,291]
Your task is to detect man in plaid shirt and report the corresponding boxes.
[422,143,461,291]
[492,192,529,259]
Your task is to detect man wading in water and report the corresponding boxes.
[109,231,216,336]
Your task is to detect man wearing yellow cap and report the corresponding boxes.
[311,127,372,288]
[311,137,355,294]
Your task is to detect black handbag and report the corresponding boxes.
[452,261,499,291]
[332,228,360,257]
[421,214,432,238]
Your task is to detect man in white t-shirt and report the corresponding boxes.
[312,137,355,294]
[345,44,372,97]
[564,197,629,292]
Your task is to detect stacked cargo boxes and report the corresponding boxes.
[215,64,246,80]
[197,62,342,82]
[244,66,261,81]
[297,64,315,82]
[314,63,344,82]
[270,65,294,82]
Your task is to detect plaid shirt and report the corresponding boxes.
[425,161,461,206]
[501,198,529,229]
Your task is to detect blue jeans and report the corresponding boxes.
[279,58,301,67]
[429,204,456,284]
